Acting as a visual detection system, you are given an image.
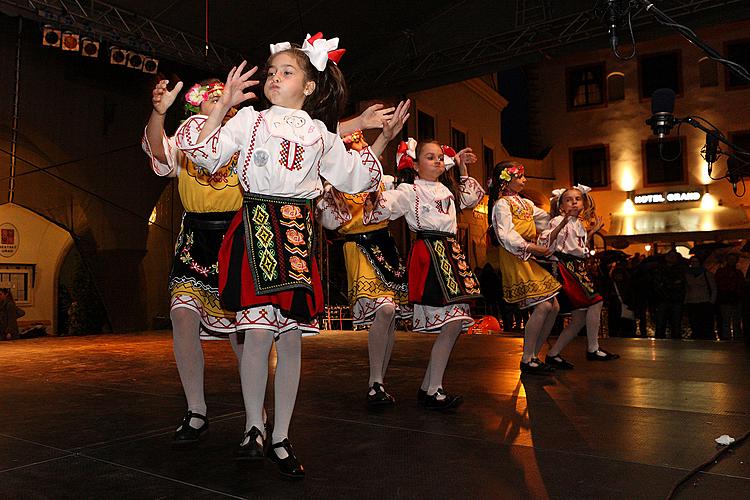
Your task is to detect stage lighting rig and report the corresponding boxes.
[42,25,61,47]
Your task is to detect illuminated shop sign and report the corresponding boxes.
[632,190,702,205]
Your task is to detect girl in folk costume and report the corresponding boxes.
[488,161,561,375]
[364,138,484,410]
[143,78,245,447]
[537,185,618,368]
[316,124,412,409]
[175,33,406,479]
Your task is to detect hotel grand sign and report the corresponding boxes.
[632,190,703,205]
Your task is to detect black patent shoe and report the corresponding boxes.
[367,382,395,407]
[173,411,208,447]
[417,388,427,404]
[234,426,266,461]
[424,388,463,411]
[545,354,574,370]
[586,349,620,361]
[267,439,305,479]
[520,359,554,375]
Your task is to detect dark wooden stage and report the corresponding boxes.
[1,331,749,499]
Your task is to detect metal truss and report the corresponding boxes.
[0,0,244,71]
[515,0,549,27]
[348,0,749,97]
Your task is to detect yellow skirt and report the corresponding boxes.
[344,242,409,307]
[493,245,560,309]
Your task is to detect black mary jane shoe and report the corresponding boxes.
[424,388,463,411]
[520,359,554,375]
[234,426,266,461]
[267,439,305,479]
[586,349,620,361]
[545,354,574,370]
[367,382,395,407]
[173,411,209,447]
[417,388,427,405]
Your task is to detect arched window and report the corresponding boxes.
[698,57,718,87]
[567,63,605,109]
[607,72,625,101]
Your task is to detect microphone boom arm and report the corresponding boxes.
[635,0,750,84]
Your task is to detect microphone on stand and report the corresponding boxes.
[704,133,719,175]
[646,88,677,140]
[727,157,741,194]
[607,0,619,50]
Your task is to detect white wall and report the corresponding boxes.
[0,203,73,333]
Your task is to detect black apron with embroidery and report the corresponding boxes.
[169,212,235,293]
[345,229,407,293]
[242,193,315,295]
[417,230,482,305]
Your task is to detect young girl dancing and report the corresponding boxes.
[364,138,483,410]
[488,161,561,375]
[316,127,411,409]
[143,77,245,446]
[175,33,407,479]
[538,185,618,368]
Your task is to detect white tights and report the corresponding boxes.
[521,298,560,363]
[420,320,463,395]
[240,328,301,459]
[171,307,244,429]
[548,301,603,357]
[368,304,397,387]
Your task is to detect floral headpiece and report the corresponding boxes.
[342,130,367,152]
[396,138,417,171]
[499,163,524,183]
[184,81,224,114]
[270,32,346,72]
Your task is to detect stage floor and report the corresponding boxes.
[1,331,749,499]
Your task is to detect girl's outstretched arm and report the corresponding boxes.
[339,103,396,137]
[143,79,183,176]
[196,61,258,144]
[369,100,410,157]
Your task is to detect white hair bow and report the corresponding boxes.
[551,188,566,200]
[269,41,292,55]
[269,32,345,72]
[574,184,592,194]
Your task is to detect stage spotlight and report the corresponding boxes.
[127,51,144,70]
[81,38,100,58]
[61,31,80,51]
[110,46,127,65]
[42,26,61,47]
[142,57,159,74]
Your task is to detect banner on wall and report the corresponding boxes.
[0,223,19,257]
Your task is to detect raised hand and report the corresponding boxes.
[363,190,381,213]
[359,103,396,130]
[220,61,259,110]
[528,243,554,257]
[381,99,411,141]
[456,147,477,166]
[454,147,477,175]
[152,79,184,115]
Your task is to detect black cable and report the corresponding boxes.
[666,428,750,500]
[612,1,637,60]
[0,143,140,181]
[0,146,177,234]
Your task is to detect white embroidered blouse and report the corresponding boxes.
[491,195,550,261]
[174,105,382,198]
[363,177,485,233]
[537,215,589,258]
